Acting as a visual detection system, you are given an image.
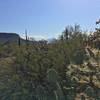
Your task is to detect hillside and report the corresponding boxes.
[0,33,22,44]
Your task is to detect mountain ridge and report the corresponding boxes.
[0,32,21,44]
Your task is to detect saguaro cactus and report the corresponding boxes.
[18,36,21,46]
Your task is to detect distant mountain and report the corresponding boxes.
[0,32,50,45]
[47,38,57,43]
[0,33,21,44]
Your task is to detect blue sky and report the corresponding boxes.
[0,0,100,39]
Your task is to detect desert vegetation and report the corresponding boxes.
[0,24,100,100]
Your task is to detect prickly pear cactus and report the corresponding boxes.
[36,85,47,100]
[56,83,64,100]
[47,69,65,100]
[85,86,95,97]
[47,69,58,83]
